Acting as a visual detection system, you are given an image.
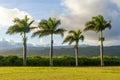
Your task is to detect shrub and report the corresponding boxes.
[4,55,22,66]
[0,55,120,66]
[27,56,49,66]
[0,56,5,66]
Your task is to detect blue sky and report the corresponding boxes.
[0,0,63,19]
[0,0,65,46]
[0,0,120,46]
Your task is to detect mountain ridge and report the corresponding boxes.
[0,38,120,57]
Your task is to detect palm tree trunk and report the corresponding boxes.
[50,34,53,66]
[100,30,104,66]
[23,33,27,66]
[75,44,78,66]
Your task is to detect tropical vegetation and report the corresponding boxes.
[32,17,66,66]
[84,15,111,66]
[5,14,112,66]
[63,29,84,66]
[6,16,34,66]
[0,55,120,66]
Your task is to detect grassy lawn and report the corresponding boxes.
[0,67,120,80]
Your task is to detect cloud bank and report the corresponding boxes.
[0,6,31,26]
[60,0,120,46]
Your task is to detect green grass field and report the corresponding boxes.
[0,67,120,80]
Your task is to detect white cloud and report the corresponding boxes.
[40,38,44,44]
[0,6,31,26]
[60,0,120,46]
[111,0,120,8]
[39,38,49,46]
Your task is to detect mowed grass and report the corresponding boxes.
[0,67,120,80]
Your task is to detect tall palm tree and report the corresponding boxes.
[32,17,66,66]
[6,15,34,66]
[63,29,84,66]
[84,15,111,66]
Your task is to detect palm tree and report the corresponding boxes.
[32,17,66,66]
[6,15,34,66]
[63,29,84,66]
[84,15,111,66]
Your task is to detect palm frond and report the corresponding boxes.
[62,35,74,45]
[69,39,74,45]
[30,27,38,30]
[6,15,34,35]
[13,18,21,23]
[63,29,84,45]
[103,20,112,30]
[84,21,95,31]
[32,30,51,38]
[79,35,84,41]
[84,15,112,32]
[54,28,66,37]
[48,18,53,29]
[6,25,23,35]
[24,15,29,22]
[77,29,82,36]
[33,17,64,38]
[39,19,50,29]
[27,20,34,28]
[31,30,41,37]
[53,20,61,30]
[69,30,77,35]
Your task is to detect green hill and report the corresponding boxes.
[0,46,120,57]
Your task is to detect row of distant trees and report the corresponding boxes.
[6,15,111,66]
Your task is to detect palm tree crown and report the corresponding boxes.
[63,29,84,45]
[6,16,34,35]
[84,15,111,32]
[32,17,65,37]
[84,15,112,66]
[63,29,84,66]
[32,17,66,66]
[6,15,34,66]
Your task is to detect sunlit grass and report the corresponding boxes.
[0,67,120,80]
